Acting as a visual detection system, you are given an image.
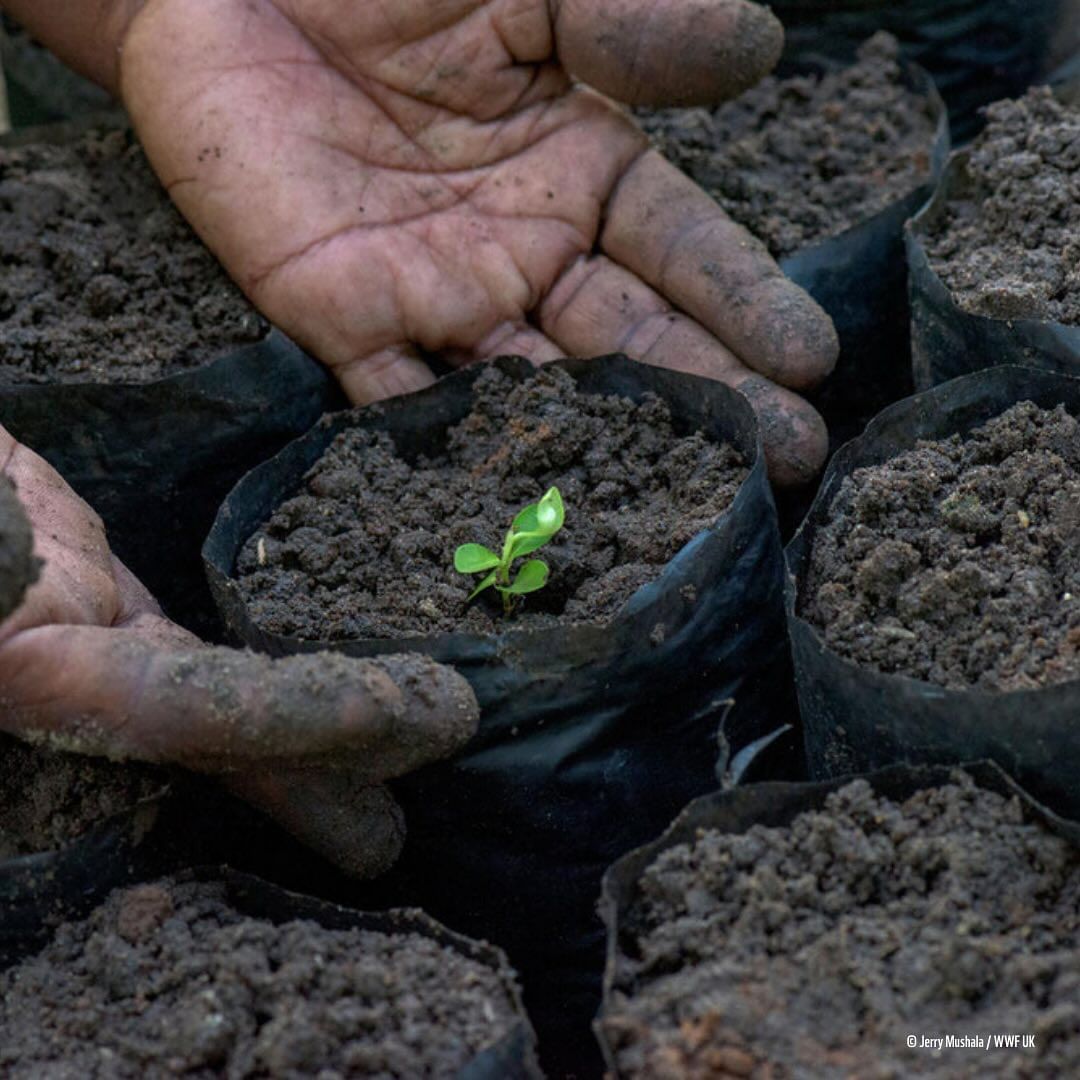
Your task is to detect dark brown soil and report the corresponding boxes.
[0,475,38,623]
[636,33,936,260]
[0,735,163,859]
[603,773,1080,1079]
[803,401,1080,691]
[236,364,747,639]
[925,88,1080,324]
[0,877,521,1078]
[0,125,267,383]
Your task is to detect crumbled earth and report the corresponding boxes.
[603,773,1080,1078]
[0,878,521,1078]
[803,401,1080,690]
[637,33,937,259]
[237,364,747,639]
[925,87,1080,324]
[0,735,164,859]
[0,125,267,383]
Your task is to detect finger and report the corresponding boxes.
[0,627,479,776]
[333,344,438,405]
[442,321,566,368]
[0,474,38,624]
[0,435,119,639]
[602,151,839,390]
[539,255,827,486]
[553,0,783,107]
[224,770,406,880]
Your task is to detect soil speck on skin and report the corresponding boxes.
[803,401,1080,690]
[0,475,38,623]
[0,877,521,1078]
[0,735,164,859]
[237,364,748,639]
[604,774,1080,1079]
[637,33,936,259]
[926,88,1080,325]
[0,126,267,383]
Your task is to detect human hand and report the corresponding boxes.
[108,0,837,485]
[0,428,479,876]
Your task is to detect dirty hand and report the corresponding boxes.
[0,429,479,876]
[10,0,837,485]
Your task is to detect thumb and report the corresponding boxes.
[0,624,479,777]
[553,0,783,107]
[224,769,407,880]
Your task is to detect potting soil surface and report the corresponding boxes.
[604,773,1080,1078]
[0,126,267,383]
[0,877,520,1078]
[636,32,937,260]
[925,87,1080,325]
[237,364,748,638]
[803,401,1080,691]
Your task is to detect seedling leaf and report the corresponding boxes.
[453,487,566,613]
[500,559,549,595]
[454,543,501,573]
[467,569,498,601]
[536,487,564,532]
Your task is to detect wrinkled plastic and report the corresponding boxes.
[781,63,950,453]
[596,759,1080,1076]
[770,0,1068,141]
[906,150,1080,391]
[204,354,792,1076]
[785,365,1080,819]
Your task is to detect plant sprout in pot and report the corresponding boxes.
[455,487,565,615]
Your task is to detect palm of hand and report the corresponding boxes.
[123,0,836,483]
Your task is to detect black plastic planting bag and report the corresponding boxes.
[595,759,1080,1076]
[0,864,541,1079]
[781,64,949,452]
[189,868,542,1080]
[770,0,1068,141]
[204,355,791,1075]
[0,793,165,968]
[785,365,1080,818]
[906,150,1080,391]
[0,330,344,638]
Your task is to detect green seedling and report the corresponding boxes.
[454,486,565,614]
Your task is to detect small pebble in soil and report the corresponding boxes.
[0,877,521,1079]
[803,400,1080,691]
[926,87,1080,325]
[237,364,748,639]
[0,126,268,383]
[603,772,1080,1079]
[636,32,937,259]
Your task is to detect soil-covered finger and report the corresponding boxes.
[554,0,783,107]
[0,476,39,625]
[603,150,839,389]
[539,255,827,485]
[334,344,437,405]
[224,770,405,880]
[0,629,480,775]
